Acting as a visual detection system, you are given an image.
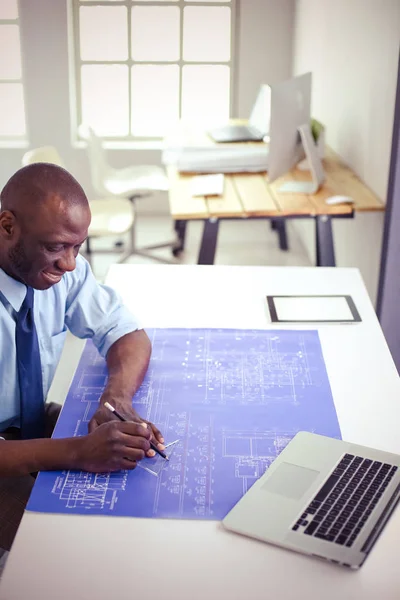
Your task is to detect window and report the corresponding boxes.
[0,0,27,140]
[71,0,235,141]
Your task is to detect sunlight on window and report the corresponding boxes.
[131,7,180,62]
[131,65,180,136]
[80,6,128,61]
[0,83,26,136]
[183,7,231,62]
[133,0,178,3]
[0,0,18,19]
[0,2,26,139]
[73,0,233,140]
[0,25,22,79]
[182,65,230,125]
[81,65,129,136]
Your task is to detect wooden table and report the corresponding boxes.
[2,265,400,600]
[167,148,384,266]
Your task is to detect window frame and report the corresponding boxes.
[0,5,28,143]
[70,0,236,143]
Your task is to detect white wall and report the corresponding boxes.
[236,0,294,116]
[292,0,400,303]
[0,0,294,212]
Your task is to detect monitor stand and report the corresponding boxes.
[278,123,325,194]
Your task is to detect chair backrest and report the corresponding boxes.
[22,146,63,167]
[83,126,113,196]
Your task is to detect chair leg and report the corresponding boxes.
[129,203,137,253]
[86,194,181,267]
[118,194,180,264]
[116,202,137,263]
[85,237,93,266]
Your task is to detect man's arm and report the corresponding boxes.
[64,258,164,448]
[104,329,151,410]
[0,420,152,477]
[0,437,82,476]
[88,330,165,449]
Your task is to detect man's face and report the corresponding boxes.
[4,193,91,290]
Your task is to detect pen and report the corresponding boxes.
[104,402,169,461]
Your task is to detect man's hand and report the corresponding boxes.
[75,420,151,473]
[89,396,165,458]
[88,330,164,458]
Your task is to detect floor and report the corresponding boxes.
[87,215,312,281]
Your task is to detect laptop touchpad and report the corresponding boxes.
[261,462,319,500]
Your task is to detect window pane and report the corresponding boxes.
[81,65,129,136]
[0,0,18,19]
[0,25,22,79]
[79,6,128,61]
[0,83,26,136]
[182,65,230,124]
[183,7,230,62]
[131,65,179,137]
[131,7,179,61]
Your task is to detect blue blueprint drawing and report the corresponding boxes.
[27,328,341,519]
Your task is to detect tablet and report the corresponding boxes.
[266,295,361,323]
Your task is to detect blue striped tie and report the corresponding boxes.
[15,286,45,439]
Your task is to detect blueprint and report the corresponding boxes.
[27,328,341,519]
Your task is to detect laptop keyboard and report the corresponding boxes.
[292,454,398,548]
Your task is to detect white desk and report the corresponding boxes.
[1,265,400,600]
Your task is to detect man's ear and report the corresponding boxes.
[0,210,17,240]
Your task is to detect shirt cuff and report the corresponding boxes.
[98,323,143,358]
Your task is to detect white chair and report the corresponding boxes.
[82,126,179,264]
[22,146,63,167]
[20,146,136,266]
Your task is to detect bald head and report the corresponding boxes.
[0,163,89,217]
[0,163,91,290]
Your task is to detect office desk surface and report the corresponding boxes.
[1,265,400,600]
[167,148,383,220]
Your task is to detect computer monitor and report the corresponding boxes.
[268,72,325,193]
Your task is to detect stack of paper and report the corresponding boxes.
[162,123,269,173]
[190,174,224,197]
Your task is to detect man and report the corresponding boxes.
[0,163,164,551]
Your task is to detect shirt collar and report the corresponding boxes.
[0,268,27,312]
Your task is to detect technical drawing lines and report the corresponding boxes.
[27,328,341,520]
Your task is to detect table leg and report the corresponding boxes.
[273,219,289,251]
[173,220,187,253]
[198,218,219,265]
[315,216,336,266]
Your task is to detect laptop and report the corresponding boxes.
[209,84,270,143]
[222,431,400,568]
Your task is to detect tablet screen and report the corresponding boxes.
[267,295,361,323]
